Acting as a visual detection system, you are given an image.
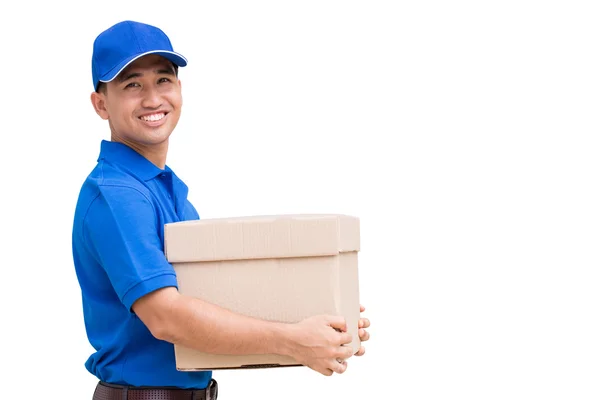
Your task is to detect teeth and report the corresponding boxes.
[140,113,165,122]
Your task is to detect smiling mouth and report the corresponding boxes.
[139,112,167,122]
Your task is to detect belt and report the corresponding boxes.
[93,379,218,400]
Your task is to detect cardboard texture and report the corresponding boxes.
[163,214,361,371]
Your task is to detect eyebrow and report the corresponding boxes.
[118,67,177,83]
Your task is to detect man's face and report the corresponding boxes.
[92,54,183,148]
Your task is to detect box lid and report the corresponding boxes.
[164,214,360,263]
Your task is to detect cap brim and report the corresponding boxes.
[99,50,188,84]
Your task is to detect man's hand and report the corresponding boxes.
[287,315,354,377]
[355,304,370,356]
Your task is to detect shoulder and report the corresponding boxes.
[73,161,157,234]
[79,159,154,202]
[98,160,153,193]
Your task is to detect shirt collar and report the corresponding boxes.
[98,140,168,181]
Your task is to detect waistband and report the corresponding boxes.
[93,379,218,400]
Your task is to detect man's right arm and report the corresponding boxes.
[132,287,354,376]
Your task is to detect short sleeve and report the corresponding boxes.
[83,184,178,311]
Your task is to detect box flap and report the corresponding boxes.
[164,214,360,263]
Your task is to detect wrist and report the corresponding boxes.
[269,321,297,358]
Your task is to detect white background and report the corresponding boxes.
[2,1,600,399]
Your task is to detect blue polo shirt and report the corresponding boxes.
[71,140,212,388]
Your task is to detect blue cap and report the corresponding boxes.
[91,20,188,91]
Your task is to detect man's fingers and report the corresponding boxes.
[354,345,366,356]
[359,317,370,329]
[311,365,334,376]
[359,328,370,342]
[360,304,365,312]
[338,360,348,374]
[335,346,354,360]
[338,332,353,345]
[327,316,348,332]
[329,360,348,374]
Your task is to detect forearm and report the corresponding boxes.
[134,287,357,376]
[152,291,295,356]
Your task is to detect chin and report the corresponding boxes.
[143,127,173,142]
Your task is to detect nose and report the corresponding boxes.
[141,85,162,109]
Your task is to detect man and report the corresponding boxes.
[72,20,370,400]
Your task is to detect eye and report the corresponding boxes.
[125,82,140,89]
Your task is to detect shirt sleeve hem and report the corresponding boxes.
[122,273,179,312]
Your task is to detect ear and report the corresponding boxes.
[90,91,109,120]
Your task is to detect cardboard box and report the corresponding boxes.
[163,214,361,371]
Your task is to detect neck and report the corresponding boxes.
[111,136,169,169]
